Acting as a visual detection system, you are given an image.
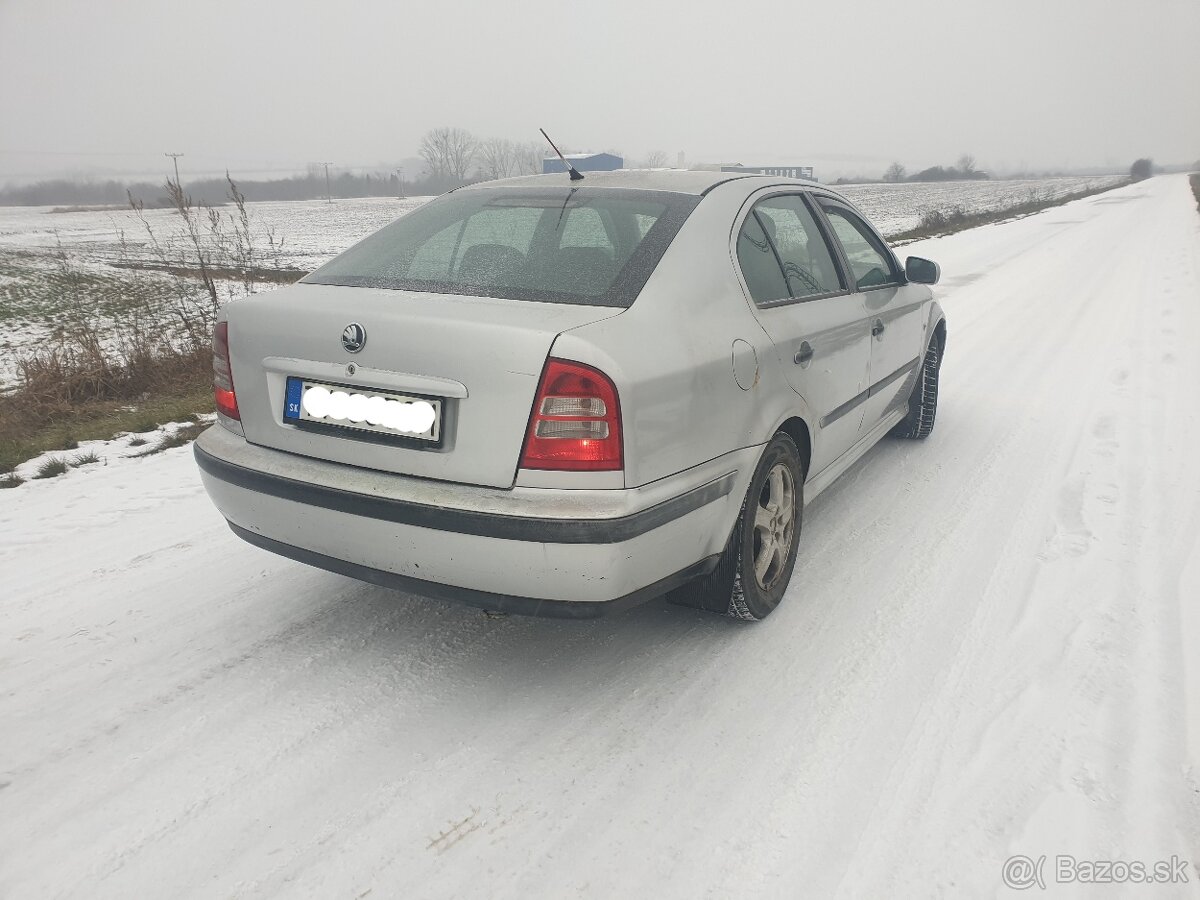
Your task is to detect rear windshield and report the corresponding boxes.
[302,186,700,308]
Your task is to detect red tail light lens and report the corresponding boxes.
[213,321,240,421]
[520,359,622,471]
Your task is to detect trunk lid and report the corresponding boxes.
[226,283,623,488]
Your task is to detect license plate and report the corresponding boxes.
[283,377,442,443]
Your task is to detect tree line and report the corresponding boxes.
[0,126,658,208]
[881,155,990,184]
[0,169,424,208]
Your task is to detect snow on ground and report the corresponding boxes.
[1,176,1199,899]
[8,415,216,483]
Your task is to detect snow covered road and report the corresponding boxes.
[3,175,1199,899]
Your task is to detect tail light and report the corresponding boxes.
[213,321,240,422]
[520,358,622,471]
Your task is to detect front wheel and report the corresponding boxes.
[667,433,804,621]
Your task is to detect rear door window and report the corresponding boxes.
[736,211,790,304]
[736,194,844,306]
[753,196,844,298]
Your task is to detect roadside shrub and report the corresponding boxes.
[12,331,211,420]
[1130,158,1153,181]
[917,207,971,231]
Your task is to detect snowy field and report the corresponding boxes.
[0,175,1122,387]
[1,175,1198,898]
[840,174,1125,236]
[0,174,1123,267]
[0,197,430,386]
[0,196,430,273]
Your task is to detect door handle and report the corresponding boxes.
[871,318,886,338]
[794,341,814,367]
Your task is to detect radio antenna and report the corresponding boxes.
[540,128,584,181]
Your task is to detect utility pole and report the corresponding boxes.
[164,152,184,186]
[322,162,333,203]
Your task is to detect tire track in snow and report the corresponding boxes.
[828,177,1200,897]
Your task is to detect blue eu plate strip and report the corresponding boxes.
[284,377,304,421]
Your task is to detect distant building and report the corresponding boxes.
[543,152,623,174]
[720,164,816,181]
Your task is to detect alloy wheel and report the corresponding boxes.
[752,462,796,591]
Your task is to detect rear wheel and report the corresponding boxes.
[891,339,941,439]
[667,433,803,621]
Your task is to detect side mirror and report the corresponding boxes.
[905,256,941,285]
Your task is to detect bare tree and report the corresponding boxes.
[477,139,506,180]
[477,138,523,180]
[956,154,977,175]
[515,141,546,175]
[883,162,906,183]
[640,150,669,168]
[419,127,478,180]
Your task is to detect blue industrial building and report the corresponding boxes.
[543,152,623,174]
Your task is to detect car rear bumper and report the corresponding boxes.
[194,425,757,613]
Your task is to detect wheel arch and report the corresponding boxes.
[927,298,947,356]
[775,416,812,481]
[933,316,947,355]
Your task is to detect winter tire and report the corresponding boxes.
[667,433,803,621]
[891,338,941,439]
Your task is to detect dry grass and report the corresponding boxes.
[13,331,211,414]
[0,304,213,472]
[131,421,209,457]
[0,383,212,474]
[33,456,69,479]
[71,449,100,466]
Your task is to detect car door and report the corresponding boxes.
[814,196,927,433]
[733,192,872,477]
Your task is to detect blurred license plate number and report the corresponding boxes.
[283,377,441,442]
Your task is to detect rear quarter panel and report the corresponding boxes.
[552,181,815,489]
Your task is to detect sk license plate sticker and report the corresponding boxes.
[284,377,441,442]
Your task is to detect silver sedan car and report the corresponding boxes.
[195,169,945,620]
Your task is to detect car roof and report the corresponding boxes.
[463,169,841,197]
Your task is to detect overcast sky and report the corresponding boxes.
[1,0,1197,183]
